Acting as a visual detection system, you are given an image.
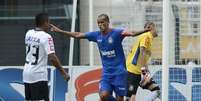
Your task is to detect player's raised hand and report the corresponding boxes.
[50,24,63,33]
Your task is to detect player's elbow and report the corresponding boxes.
[74,35,85,39]
[48,53,57,63]
[73,32,85,39]
[74,34,81,38]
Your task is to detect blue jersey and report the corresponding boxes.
[85,28,127,75]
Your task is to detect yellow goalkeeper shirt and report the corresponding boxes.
[126,31,153,75]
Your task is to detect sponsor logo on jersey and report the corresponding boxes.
[97,39,102,43]
[101,50,116,57]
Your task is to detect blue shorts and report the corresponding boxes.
[99,72,127,96]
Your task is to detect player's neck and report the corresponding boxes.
[35,27,44,31]
[35,27,48,32]
[101,28,111,35]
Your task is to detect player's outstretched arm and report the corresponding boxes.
[131,29,150,37]
[48,53,70,82]
[50,24,86,39]
[130,22,157,37]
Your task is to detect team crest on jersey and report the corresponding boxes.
[108,37,113,44]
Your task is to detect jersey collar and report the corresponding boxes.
[101,28,112,36]
[34,27,44,31]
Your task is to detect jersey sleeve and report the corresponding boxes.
[44,35,55,55]
[84,31,97,42]
[140,36,150,48]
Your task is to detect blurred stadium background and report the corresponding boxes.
[0,0,201,101]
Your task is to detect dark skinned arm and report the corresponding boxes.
[50,24,86,39]
[48,53,70,82]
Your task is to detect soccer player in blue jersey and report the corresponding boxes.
[50,14,149,101]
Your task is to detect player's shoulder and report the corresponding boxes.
[144,31,152,36]
[26,29,34,34]
[93,30,102,34]
[25,29,35,38]
[86,31,100,36]
[35,31,53,43]
[112,28,124,32]
[43,31,52,37]
[110,28,124,36]
[139,32,152,43]
[40,32,53,45]
[25,29,51,37]
[139,31,150,38]
[39,31,52,38]
[93,31,100,34]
